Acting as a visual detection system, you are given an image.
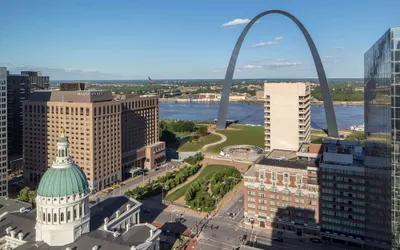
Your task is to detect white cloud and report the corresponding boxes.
[250,41,278,48]
[276,58,285,61]
[243,64,263,69]
[222,18,258,27]
[275,36,284,40]
[321,56,339,63]
[4,64,140,80]
[335,47,344,51]
[239,62,302,70]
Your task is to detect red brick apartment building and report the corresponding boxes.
[244,145,321,236]
[244,139,391,249]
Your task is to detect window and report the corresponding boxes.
[54,213,57,222]
[271,171,276,180]
[67,211,71,221]
[296,174,302,184]
[248,204,256,209]
[61,213,64,222]
[284,172,289,183]
[48,213,51,222]
[260,170,265,179]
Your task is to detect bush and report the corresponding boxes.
[125,164,202,200]
[195,126,208,137]
[184,166,242,212]
[184,153,203,165]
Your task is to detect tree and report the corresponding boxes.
[195,126,208,137]
[17,187,37,206]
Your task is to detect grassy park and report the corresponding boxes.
[178,133,221,152]
[164,164,233,202]
[205,125,264,154]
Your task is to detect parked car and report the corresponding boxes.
[273,237,283,242]
[310,238,322,243]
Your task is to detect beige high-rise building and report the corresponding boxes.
[23,89,165,191]
[264,82,311,152]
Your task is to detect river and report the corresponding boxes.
[159,102,366,129]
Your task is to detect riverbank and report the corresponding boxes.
[160,98,364,106]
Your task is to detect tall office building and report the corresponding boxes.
[21,71,49,90]
[364,27,400,248]
[264,82,311,152]
[320,139,391,249]
[23,89,165,191]
[0,68,8,196]
[7,73,29,157]
[6,71,50,157]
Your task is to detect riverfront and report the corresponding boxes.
[159,101,370,130]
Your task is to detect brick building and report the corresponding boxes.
[23,90,165,191]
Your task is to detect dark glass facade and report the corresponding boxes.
[6,71,50,157]
[365,27,400,249]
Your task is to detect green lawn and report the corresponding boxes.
[311,129,327,135]
[205,125,264,154]
[178,133,221,152]
[164,164,232,202]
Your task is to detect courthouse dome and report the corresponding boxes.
[37,130,89,197]
[37,164,89,197]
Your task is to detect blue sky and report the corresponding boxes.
[1,0,399,80]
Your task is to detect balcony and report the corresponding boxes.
[299,108,309,113]
[299,126,308,131]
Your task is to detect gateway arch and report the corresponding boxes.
[216,10,339,137]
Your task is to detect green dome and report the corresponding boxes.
[58,136,68,143]
[37,164,89,197]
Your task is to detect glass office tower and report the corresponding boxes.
[365,27,400,249]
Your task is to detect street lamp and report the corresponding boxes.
[161,185,168,204]
[196,206,201,236]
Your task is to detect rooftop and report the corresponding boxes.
[0,196,154,250]
[90,196,140,230]
[266,149,297,161]
[28,90,114,103]
[87,223,157,248]
[256,151,317,170]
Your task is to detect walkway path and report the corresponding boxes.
[200,131,226,153]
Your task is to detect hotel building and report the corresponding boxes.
[23,89,165,191]
[264,82,311,152]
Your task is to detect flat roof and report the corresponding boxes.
[267,150,297,160]
[29,90,114,103]
[87,223,157,247]
[90,195,139,230]
[0,197,32,214]
[257,157,317,170]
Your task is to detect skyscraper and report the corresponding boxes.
[264,82,311,152]
[0,67,8,196]
[7,73,29,157]
[364,27,400,248]
[6,71,50,158]
[20,71,49,90]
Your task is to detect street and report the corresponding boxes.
[90,160,183,203]
[88,162,361,250]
